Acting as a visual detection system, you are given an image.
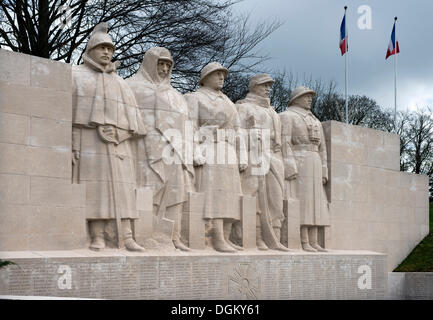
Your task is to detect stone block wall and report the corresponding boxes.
[0,49,87,250]
[387,272,433,299]
[0,251,387,300]
[0,50,429,268]
[323,121,430,271]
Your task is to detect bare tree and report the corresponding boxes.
[395,108,433,199]
[393,110,414,172]
[405,108,433,175]
[265,70,335,113]
[223,71,250,103]
[268,71,295,113]
[0,0,281,92]
[266,70,391,131]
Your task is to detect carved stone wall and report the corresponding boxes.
[0,250,387,300]
[0,49,87,250]
[323,121,430,271]
[0,50,429,273]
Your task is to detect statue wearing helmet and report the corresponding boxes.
[279,86,330,252]
[71,23,146,252]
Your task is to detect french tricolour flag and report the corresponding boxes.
[340,12,347,56]
[386,22,400,59]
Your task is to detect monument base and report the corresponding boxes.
[0,249,387,300]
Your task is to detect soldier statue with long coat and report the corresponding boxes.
[279,86,330,252]
[71,23,146,251]
[184,62,247,253]
[127,47,194,251]
[236,74,290,251]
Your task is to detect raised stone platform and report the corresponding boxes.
[387,272,433,300]
[0,249,387,300]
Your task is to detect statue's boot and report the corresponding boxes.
[90,237,105,251]
[173,239,191,252]
[272,227,291,252]
[227,240,243,251]
[124,238,145,252]
[301,225,317,252]
[256,215,268,250]
[274,243,291,252]
[122,219,145,252]
[224,221,243,251]
[273,226,281,242]
[311,243,327,252]
[302,242,317,252]
[89,220,105,251]
[172,207,191,252]
[212,219,236,253]
[256,226,269,251]
[310,226,327,252]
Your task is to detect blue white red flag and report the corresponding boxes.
[340,13,348,56]
[386,22,400,59]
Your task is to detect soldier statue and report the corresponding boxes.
[279,86,330,252]
[127,47,194,251]
[71,23,146,251]
[236,74,290,251]
[184,62,247,253]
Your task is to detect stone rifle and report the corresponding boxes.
[97,125,124,249]
[247,115,289,251]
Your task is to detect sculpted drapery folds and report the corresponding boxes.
[126,47,194,251]
[236,74,290,251]
[71,23,146,252]
[70,25,328,255]
[279,86,330,252]
[184,62,247,253]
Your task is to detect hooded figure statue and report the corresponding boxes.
[72,22,146,252]
[127,47,194,251]
[236,74,290,252]
[279,86,330,252]
[184,62,247,253]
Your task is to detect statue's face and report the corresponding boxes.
[89,44,114,66]
[157,59,172,79]
[251,82,272,98]
[202,70,225,91]
[295,93,314,110]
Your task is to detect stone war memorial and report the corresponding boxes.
[0,22,429,300]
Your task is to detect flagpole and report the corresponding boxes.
[344,6,349,124]
[394,17,398,131]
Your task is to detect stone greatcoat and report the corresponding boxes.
[236,93,285,228]
[184,87,243,221]
[279,105,330,226]
[72,53,146,220]
[126,47,193,208]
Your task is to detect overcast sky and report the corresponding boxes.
[233,0,433,112]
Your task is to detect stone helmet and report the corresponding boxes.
[85,22,115,54]
[199,62,228,86]
[289,86,316,106]
[249,73,274,91]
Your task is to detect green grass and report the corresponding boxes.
[394,203,433,272]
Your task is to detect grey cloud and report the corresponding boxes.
[234,0,433,111]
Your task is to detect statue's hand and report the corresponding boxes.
[97,125,118,144]
[102,125,116,140]
[194,154,206,167]
[72,150,80,165]
[322,177,328,185]
[239,163,248,172]
[285,172,298,181]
